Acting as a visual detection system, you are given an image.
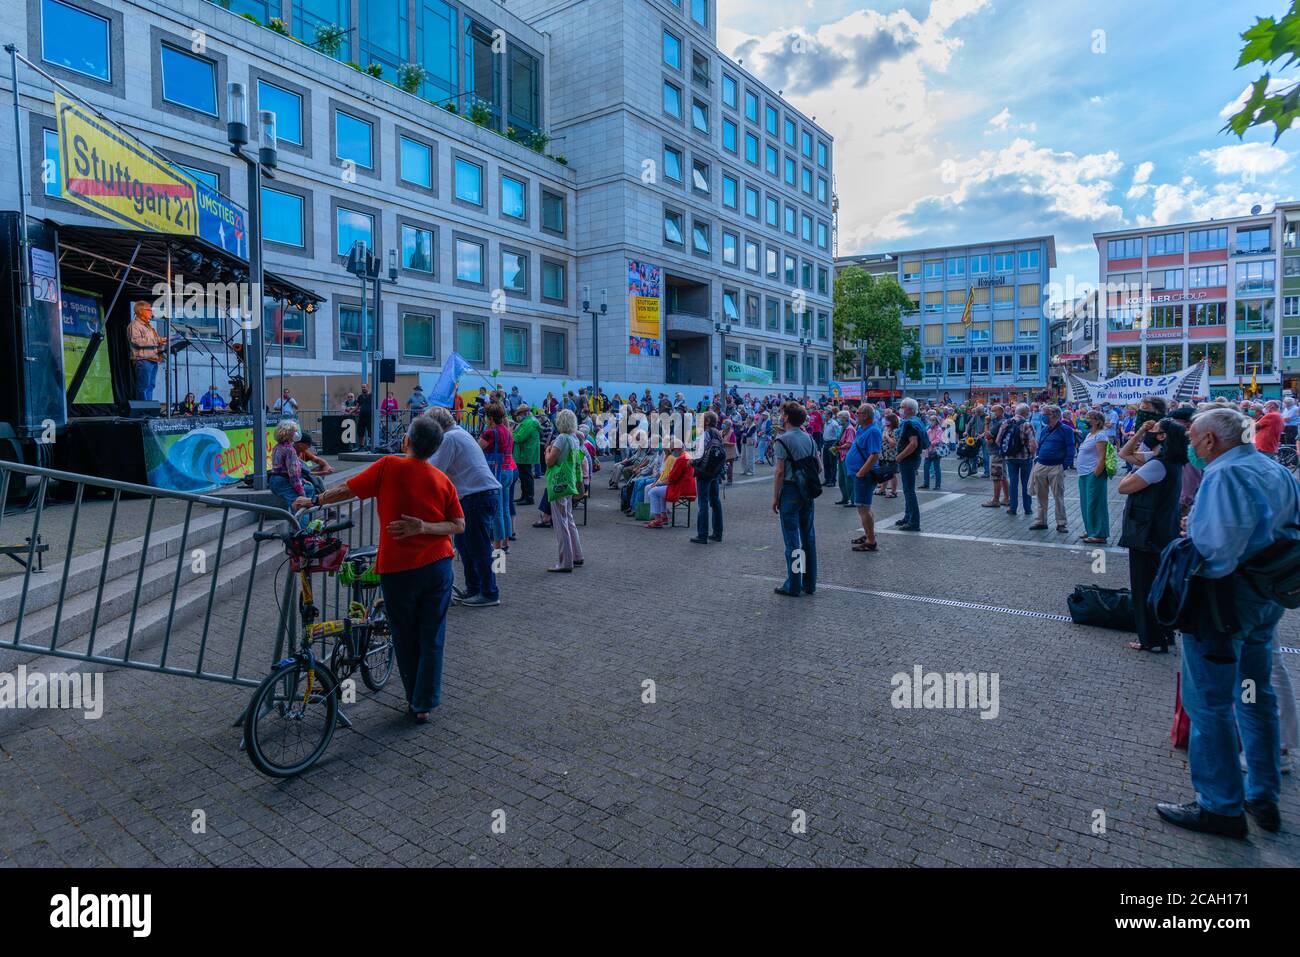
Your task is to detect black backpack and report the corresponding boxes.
[999,417,1025,458]
[775,435,824,501]
[694,442,726,480]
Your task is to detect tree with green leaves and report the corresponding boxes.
[1224,2,1300,141]
[832,267,923,383]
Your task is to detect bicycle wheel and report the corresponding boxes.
[361,608,395,692]
[243,658,338,778]
[958,458,976,479]
[1280,446,1298,473]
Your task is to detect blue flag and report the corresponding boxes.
[429,352,474,408]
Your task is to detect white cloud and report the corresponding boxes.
[1219,78,1295,119]
[1132,161,1154,185]
[1198,142,1290,179]
[987,107,1011,131]
[1137,177,1276,227]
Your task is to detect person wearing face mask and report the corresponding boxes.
[1117,402,1186,653]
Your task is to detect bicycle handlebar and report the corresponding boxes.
[252,518,354,544]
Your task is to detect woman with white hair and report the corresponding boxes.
[545,409,585,572]
[269,419,308,525]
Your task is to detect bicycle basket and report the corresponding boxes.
[337,558,381,587]
[288,535,349,573]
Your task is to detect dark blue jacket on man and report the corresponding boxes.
[1035,422,1076,468]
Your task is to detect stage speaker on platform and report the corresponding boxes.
[122,400,161,418]
[379,359,396,384]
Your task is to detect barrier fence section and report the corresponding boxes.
[0,461,378,689]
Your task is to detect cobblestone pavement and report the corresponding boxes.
[1,457,1298,867]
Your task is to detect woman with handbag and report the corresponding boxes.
[479,403,516,553]
[1076,410,1112,545]
[544,409,585,572]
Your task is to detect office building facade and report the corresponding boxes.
[891,236,1056,404]
[4,0,832,405]
[1094,207,1295,401]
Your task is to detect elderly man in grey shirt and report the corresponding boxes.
[426,407,501,607]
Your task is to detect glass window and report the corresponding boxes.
[948,258,965,277]
[691,0,708,27]
[417,0,457,102]
[745,185,759,217]
[801,213,813,243]
[817,176,828,204]
[502,325,528,368]
[766,248,778,278]
[970,255,989,275]
[663,80,682,119]
[765,105,778,135]
[402,312,436,358]
[336,207,373,257]
[801,130,813,158]
[1189,265,1227,288]
[1106,238,1141,260]
[359,0,408,83]
[722,231,738,265]
[542,261,566,301]
[294,0,352,60]
[765,144,779,176]
[258,81,303,145]
[1148,232,1183,257]
[817,141,828,168]
[745,293,760,326]
[542,330,566,373]
[722,117,737,152]
[1018,249,1040,271]
[401,224,434,273]
[664,209,684,245]
[745,90,759,123]
[784,206,796,235]
[722,173,738,209]
[692,220,710,255]
[745,132,759,164]
[765,298,780,330]
[784,117,796,147]
[501,175,527,220]
[924,261,942,280]
[177,165,218,190]
[464,19,502,129]
[338,305,374,353]
[1190,302,1227,327]
[542,190,565,234]
[801,167,812,194]
[784,156,796,185]
[501,250,527,293]
[335,111,374,169]
[1235,260,1275,294]
[692,99,709,133]
[455,237,484,284]
[664,145,683,182]
[265,302,306,349]
[784,254,796,285]
[1190,227,1228,252]
[454,157,483,205]
[1188,342,1227,376]
[745,240,759,271]
[663,30,681,69]
[42,130,61,197]
[1236,299,1275,334]
[1235,227,1271,254]
[817,222,828,249]
[994,252,1014,272]
[399,136,432,188]
[262,188,304,247]
[41,0,110,81]
[692,159,710,193]
[507,46,541,131]
[721,73,737,109]
[765,196,779,227]
[1236,339,1274,375]
[160,44,217,115]
[722,289,739,321]
[455,318,485,363]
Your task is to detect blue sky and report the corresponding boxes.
[718,0,1299,301]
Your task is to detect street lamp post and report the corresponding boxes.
[799,336,811,400]
[714,316,732,410]
[371,249,398,450]
[899,344,914,406]
[582,286,608,400]
[856,337,870,404]
[227,85,277,491]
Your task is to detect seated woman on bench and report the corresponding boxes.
[643,439,695,528]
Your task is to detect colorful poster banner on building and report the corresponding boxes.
[55,92,198,235]
[628,259,661,356]
[725,359,773,385]
[1066,360,1209,406]
[60,287,114,405]
[142,415,274,493]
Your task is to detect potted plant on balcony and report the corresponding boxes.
[397,63,426,95]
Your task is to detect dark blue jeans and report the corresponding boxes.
[778,483,817,594]
[380,557,454,712]
[133,360,157,401]
[454,489,499,600]
[921,455,941,489]
[1006,458,1032,514]
[899,459,920,527]
[696,474,723,538]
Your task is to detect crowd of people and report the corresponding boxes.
[287,379,1298,842]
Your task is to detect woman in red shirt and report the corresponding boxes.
[479,403,517,551]
[299,416,465,723]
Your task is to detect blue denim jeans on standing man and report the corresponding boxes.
[380,557,454,713]
[778,483,817,594]
[899,459,920,527]
[696,474,723,539]
[1005,458,1032,514]
[921,454,941,489]
[454,489,499,600]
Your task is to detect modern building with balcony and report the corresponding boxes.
[1094,206,1295,401]
[2,0,833,407]
[891,236,1056,404]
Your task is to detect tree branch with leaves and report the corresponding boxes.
[831,267,922,381]
[1224,2,1300,141]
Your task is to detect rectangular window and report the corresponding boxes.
[817,176,828,204]
[1188,342,1227,376]
[1190,227,1228,252]
[994,252,1014,272]
[722,231,738,265]
[501,249,527,293]
[993,285,1014,309]
[258,81,303,145]
[722,173,738,209]
[692,99,709,134]
[766,298,780,330]
[902,261,921,281]
[1189,265,1227,288]
[401,224,435,273]
[818,267,829,295]
[265,303,306,350]
[295,0,352,61]
[745,90,759,123]
[765,196,779,227]
[1236,299,1275,334]
[817,141,828,168]
[338,305,374,353]
[948,258,965,277]
[691,0,708,27]
[41,0,111,82]
[1146,343,1183,375]
[1286,335,1300,359]
[541,190,566,234]
[1018,318,1040,339]
[1235,260,1275,294]
[722,289,740,322]
[692,159,710,194]
[947,356,965,377]
[817,223,828,249]
[1148,233,1184,257]
[784,254,796,286]
[923,291,942,313]
[160,44,217,115]
[722,117,738,153]
[765,144,779,176]
[336,207,373,257]
[1018,283,1041,308]
[664,208,684,246]
[1236,339,1274,375]
[1017,353,1039,375]
[1190,302,1227,327]
[542,329,566,373]
[663,29,681,70]
[464,19,501,129]
[721,73,737,109]
[744,185,759,218]
[783,117,795,147]
[402,312,436,359]
[745,293,760,327]
[502,325,528,368]
[455,318,485,364]
[1235,227,1271,255]
[1284,296,1300,318]
[454,237,484,284]
[41,130,61,197]
[745,240,759,272]
[924,260,942,280]
[969,255,989,275]
[454,157,483,204]
[663,80,683,119]
[1146,305,1182,330]
[784,156,796,186]
[765,104,778,136]
[542,260,566,301]
[801,213,813,243]
[745,132,760,164]
[501,174,527,220]
[1107,238,1142,260]
[262,188,304,247]
[1018,249,1040,271]
[664,145,683,182]
[786,353,798,381]
[417,0,456,102]
[692,220,711,256]
[359,0,409,83]
[335,110,374,169]
[399,136,433,189]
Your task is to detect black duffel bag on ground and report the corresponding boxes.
[1067,584,1137,632]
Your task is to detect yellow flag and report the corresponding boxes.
[1250,369,1258,396]
[960,287,975,328]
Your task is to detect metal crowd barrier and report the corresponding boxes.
[0,461,378,689]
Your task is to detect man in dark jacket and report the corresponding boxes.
[1028,405,1075,532]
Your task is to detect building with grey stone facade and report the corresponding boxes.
[3,0,833,408]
